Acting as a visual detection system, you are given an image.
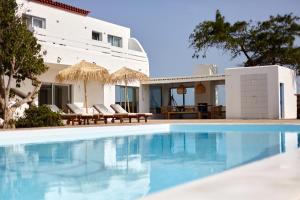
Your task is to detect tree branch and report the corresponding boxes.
[240,45,251,61]
[11,76,41,109]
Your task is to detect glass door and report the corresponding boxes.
[115,86,139,112]
[150,86,162,113]
[280,83,284,119]
[39,83,72,111]
[54,85,72,111]
[39,84,53,105]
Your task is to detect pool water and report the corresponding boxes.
[0,125,299,200]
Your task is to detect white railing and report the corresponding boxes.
[33,28,148,63]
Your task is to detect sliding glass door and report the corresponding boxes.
[115,85,139,112]
[150,86,162,113]
[39,83,72,111]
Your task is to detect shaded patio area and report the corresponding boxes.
[142,74,225,119]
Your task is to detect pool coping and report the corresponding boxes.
[0,122,300,146]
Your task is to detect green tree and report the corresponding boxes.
[0,0,48,129]
[189,10,300,70]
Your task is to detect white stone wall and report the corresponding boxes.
[225,65,296,119]
[278,66,297,119]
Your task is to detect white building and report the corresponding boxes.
[16,0,149,113]
[225,65,297,119]
[12,0,298,120]
[141,65,297,119]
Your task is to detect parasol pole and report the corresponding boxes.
[84,79,88,113]
[125,80,130,113]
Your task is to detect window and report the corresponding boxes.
[24,15,46,29]
[108,35,122,47]
[92,31,102,41]
[115,85,138,112]
[39,84,72,111]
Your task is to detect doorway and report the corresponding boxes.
[280,83,285,119]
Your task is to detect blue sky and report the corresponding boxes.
[60,0,300,77]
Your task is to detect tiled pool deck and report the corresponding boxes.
[0,119,299,200]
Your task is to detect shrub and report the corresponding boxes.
[16,105,63,128]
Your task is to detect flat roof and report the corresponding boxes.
[142,74,225,85]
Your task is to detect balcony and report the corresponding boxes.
[31,27,149,64]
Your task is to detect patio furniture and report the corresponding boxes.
[93,104,127,124]
[161,106,201,119]
[110,104,152,122]
[211,105,225,119]
[47,104,82,125]
[197,103,209,119]
[66,103,98,125]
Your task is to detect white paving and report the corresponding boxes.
[143,149,300,200]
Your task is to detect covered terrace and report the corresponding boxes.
[141,74,226,119]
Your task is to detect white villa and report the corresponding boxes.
[14,0,298,120]
[16,0,149,114]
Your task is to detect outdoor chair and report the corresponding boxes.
[66,104,99,125]
[110,104,152,122]
[93,104,127,124]
[47,104,81,125]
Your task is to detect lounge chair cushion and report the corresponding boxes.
[94,104,114,115]
[67,104,93,116]
[67,104,82,114]
[110,104,128,114]
[47,104,64,114]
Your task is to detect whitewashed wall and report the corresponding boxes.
[226,65,296,119]
[278,66,297,119]
[13,0,149,112]
[297,76,300,94]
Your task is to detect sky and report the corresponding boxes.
[60,0,300,78]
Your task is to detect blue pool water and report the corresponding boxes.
[0,124,299,200]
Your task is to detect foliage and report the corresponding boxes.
[0,0,48,128]
[189,10,300,70]
[16,105,63,128]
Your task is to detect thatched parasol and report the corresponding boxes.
[110,67,148,112]
[56,60,109,113]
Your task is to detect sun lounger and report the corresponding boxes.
[47,104,82,125]
[93,104,127,124]
[66,104,99,125]
[110,104,152,122]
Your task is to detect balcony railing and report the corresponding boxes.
[32,27,148,63]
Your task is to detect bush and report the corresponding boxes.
[16,105,63,128]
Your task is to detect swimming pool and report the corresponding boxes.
[0,124,299,200]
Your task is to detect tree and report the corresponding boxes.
[189,10,300,70]
[0,0,48,129]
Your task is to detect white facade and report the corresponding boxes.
[225,65,297,119]
[16,0,149,112]
[297,76,300,94]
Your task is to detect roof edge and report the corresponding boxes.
[29,0,90,16]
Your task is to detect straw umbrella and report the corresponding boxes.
[56,60,109,113]
[110,67,148,112]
